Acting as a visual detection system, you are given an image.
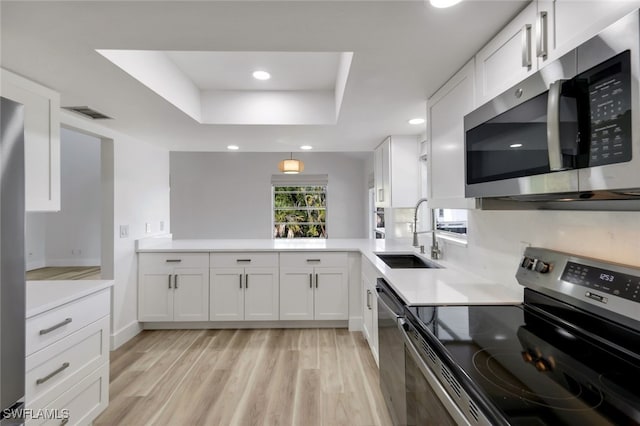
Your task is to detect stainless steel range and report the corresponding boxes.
[400,247,640,425]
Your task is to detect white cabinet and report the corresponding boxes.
[475,2,552,106]
[138,253,209,322]
[210,253,279,321]
[549,0,640,61]
[374,136,419,208]
[361,256,379,364]
[280,253,348,321]
[1,69,60,211]
[25,287,110,425]
[427,59,477,209]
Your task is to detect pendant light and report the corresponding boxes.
[278,152,304,174]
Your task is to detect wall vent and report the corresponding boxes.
[62,106,112,120]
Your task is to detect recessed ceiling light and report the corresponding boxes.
[430,0,463,8]
[510,143,523,148]
[408,118,425,125]
[300,145,313,150]
[252,70,271,81]
[227,145,239,150]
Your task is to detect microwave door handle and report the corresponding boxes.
[547,80,567,171]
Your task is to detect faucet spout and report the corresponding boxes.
[412,198,429,247]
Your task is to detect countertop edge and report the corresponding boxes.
[26,280,114,319]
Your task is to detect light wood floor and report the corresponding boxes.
[95,329,393,426]
[26,266,101,280]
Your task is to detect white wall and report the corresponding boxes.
[170,152,368,239]
[61,111,171,350]
[25,212,46,270]
[432,210,640,288]
[44,128,101,266]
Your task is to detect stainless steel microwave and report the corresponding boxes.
[464,10,640,203]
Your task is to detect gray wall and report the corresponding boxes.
[170,152,369,239]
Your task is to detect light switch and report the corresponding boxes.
[120,225,129,238]
[145,223,151,233]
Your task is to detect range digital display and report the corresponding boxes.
[561,261,640,302]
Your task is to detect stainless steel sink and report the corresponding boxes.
[375,253,442,269]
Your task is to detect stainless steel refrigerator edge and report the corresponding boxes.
[0,97,26,424]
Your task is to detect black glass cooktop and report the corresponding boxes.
[406,294,640,425]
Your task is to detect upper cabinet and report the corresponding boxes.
[475,2,553,106]
[374,136,419,208]
[427,59,477,209]
[1,69,60,211]
[549,0,640,61]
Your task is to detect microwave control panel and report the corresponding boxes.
[587,50,632,167]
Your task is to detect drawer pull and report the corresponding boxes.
[39,318,72,335]
[165,259,182,263]
[236,259,252,263]
[36,362,70,385]
[306,259,321,263]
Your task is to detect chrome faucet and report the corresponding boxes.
[413,197,441,260]
[412,198,429,247]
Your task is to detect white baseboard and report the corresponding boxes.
[110,320,142,350]
[46,258,101,267]
[26,259,46,271]
[349,315,363,332]
[142,320,348,330]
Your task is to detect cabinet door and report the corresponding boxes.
[314,267,348,320]
[280,267,314,320]
[380,138,391,207]
[138,271,173,321]
[1,70,60,211]
[244,267,279,321]
[210,267,244,321]
[374,143,385,207]
[427,59,477,209]
[173,268,209,322]
[475,2,537,105]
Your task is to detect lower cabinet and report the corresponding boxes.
[280,253,348,321]
[210,253,279,321]
[362,257,379,363]
[138,253,209,322]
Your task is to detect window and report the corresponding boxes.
[272,175,328,239]
[435,209,467,237]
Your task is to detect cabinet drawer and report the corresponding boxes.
[28,362,109,426]
[280,252,347,268]
[26,316,109,409]
[139,252,209,269]
[26,289,109,356]
[210,252,278,268]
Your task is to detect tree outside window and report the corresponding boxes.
[273,185,327,238]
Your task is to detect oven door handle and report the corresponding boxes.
[400,323,472,426]
[547,79,569,171]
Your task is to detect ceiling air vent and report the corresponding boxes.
[62,106,112,120]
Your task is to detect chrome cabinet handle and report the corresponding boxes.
[239,274,243,289]
[547,80,568,171]
[536,11,548,59]
[366,290,371,310]
[309,274,313,289]
[168,274,172,289]
[165,259,182,263]
[36,362,70,385]
[245,274,249,289]
[521,23,532,68]
[174,274,178,289]
[306,259,321,263]
[39,318,72,335]
[315,274,318,288]
[236,259,252,263]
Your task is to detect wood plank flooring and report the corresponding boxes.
[95,329,393,426]
[26,266,101,280]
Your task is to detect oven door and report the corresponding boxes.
[401,320,469,426]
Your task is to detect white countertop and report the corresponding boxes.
[26,280,113,318]
[137,237,523,306]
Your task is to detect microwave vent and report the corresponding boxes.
[62,106,112,120]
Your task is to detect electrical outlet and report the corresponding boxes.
[120,225,129,238]
[146,223,152,233]
[159,221,164,232]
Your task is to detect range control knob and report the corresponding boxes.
[534,260,551,273]
[521,257,535,270]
